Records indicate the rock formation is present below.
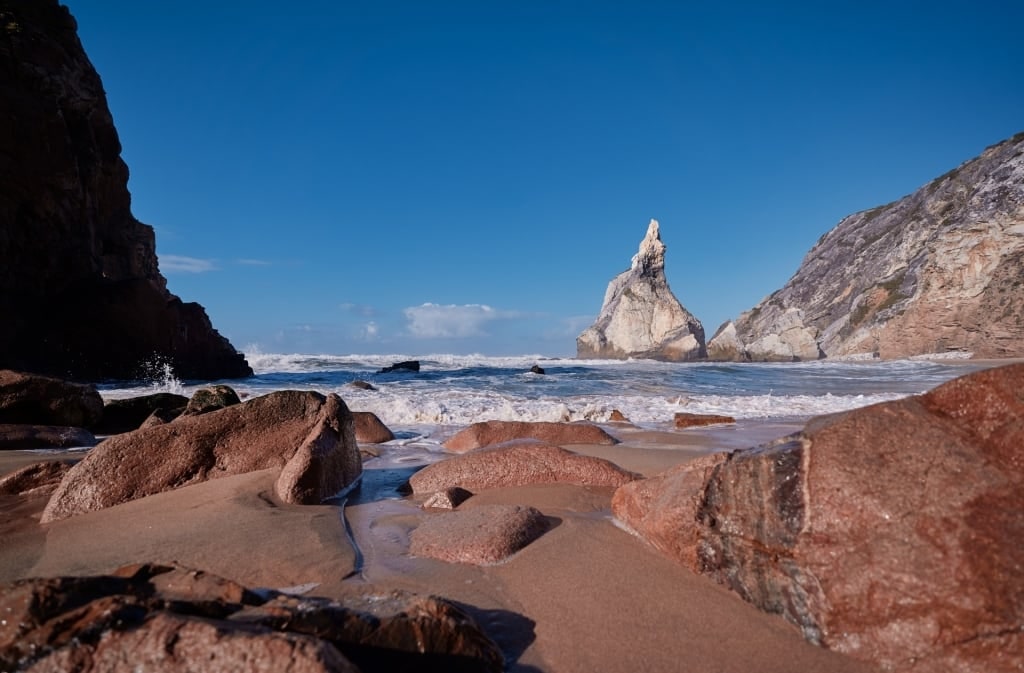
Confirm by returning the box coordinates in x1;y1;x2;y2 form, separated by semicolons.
708;132;1024;360
443;420;618;452
577;219;706;361
612;363;1024;672
410;504;550;565
0;0;251;380
41;390;362;521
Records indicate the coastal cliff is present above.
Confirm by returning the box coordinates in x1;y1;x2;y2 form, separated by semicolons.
577;219;706;361
708;132;1024;361
0;0;251;380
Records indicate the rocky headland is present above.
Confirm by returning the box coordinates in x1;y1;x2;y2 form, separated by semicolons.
0;0;250;380
708;132;1024;361
577;219;706;361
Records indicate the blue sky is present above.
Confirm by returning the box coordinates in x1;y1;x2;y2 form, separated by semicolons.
66;1;1023;357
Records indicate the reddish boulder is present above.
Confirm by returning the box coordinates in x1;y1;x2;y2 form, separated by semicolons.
0;370;103;428
0;424;96;450
0;460;71;496
613;363;1024;673
609;409;630;422
95;393;188;434
409;441;638;495
353;411;396;443
673;412;736;428
422;486;474;510
410;504;550;565
41;391;362;522
444;420;618;452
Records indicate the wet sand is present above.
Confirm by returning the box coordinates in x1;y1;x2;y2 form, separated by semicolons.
0;420;876;672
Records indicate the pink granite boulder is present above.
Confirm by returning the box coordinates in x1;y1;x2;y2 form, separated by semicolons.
409;440;638;495
352;411;395;444
410;504;549;565
41;391;361;522
0;460;72;496
613;363;1024;673
443;420;618;452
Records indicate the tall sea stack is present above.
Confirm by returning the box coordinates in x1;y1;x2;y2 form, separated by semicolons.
577;219;706;361
0;1;251;380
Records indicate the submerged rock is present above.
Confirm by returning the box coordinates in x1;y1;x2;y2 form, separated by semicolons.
613;363;1024;672
42;391;362;522
577;219;706;361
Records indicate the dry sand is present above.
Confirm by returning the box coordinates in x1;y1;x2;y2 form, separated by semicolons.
0;420;877;672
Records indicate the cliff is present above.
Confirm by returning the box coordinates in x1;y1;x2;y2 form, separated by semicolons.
0;0;251;380
577;219;706;361
708;132;1024;361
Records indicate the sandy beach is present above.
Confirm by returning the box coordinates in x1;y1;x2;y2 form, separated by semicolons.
0;418;880;672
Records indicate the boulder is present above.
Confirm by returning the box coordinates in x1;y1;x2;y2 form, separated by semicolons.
673;412;736;429
41;390;362;522
444;420;618;452
529;364;545;375
0;370;103;428
410;504;550;565
95;393;188;434
352;411;395;444
0;424;97;450
231;589;504;672
378;360;420;374
612;363;1024;673
422;486;474;510
0;0;251;380
608;409;630;422
181;385;242;416
348;380;376;391
577;219;706;361
0;563;502;673
0;460;71;496
410;441;638;495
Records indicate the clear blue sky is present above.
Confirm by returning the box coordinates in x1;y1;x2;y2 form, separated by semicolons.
65;1;1023;357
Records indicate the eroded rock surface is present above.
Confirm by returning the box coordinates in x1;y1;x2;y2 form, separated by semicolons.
410;504;550;565
577;219;706;361
42;391;361;522
444;420;618;452
411;441;637;494
613;363;1024;672
0;0;250;380
0;460;71;496
709;132;1024;360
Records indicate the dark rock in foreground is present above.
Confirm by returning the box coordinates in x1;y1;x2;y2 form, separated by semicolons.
613;363;1024;673
42;391;362;522
0;370;103;428
0;563;502;673
0;0;250;380
444;420;619;452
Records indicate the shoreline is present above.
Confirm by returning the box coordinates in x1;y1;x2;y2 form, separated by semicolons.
0;418;877;672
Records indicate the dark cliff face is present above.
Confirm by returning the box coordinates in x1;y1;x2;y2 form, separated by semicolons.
0;1;251;380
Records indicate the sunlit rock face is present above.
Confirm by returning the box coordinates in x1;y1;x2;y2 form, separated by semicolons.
0;0;251;380
708;131;1024;361
577;219;706;361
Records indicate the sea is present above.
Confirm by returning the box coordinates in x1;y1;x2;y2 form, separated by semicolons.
94;352;991;452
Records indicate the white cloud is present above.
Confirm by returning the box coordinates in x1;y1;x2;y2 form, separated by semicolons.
236;258;271;266
161;255;217;273
403;303;505;338
360;321;379;340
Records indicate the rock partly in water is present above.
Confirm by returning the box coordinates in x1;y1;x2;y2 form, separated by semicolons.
352;411;396;444
708;132;1024;360
0;424;97;450
410;441;638;494
0;460;72;496
613;363;1024;673
95;393;189;434
348;380;376;391
181;385;242;417
410;504;550;565
443;420;619;453
0;370;103;429
577;219;706;361
0;0;251;380
529;364;545;375
378;360;420;374
673;412;736;429
0;563;502;673
41;391;362;522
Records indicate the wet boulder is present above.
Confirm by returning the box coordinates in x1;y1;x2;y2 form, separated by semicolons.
410;504;550;566
352;411;395;444
444;420;618;452
613;363;1024;673
42;391;362;522
378;360;420;374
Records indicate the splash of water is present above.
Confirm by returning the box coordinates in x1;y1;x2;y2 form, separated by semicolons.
138;355;185;395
